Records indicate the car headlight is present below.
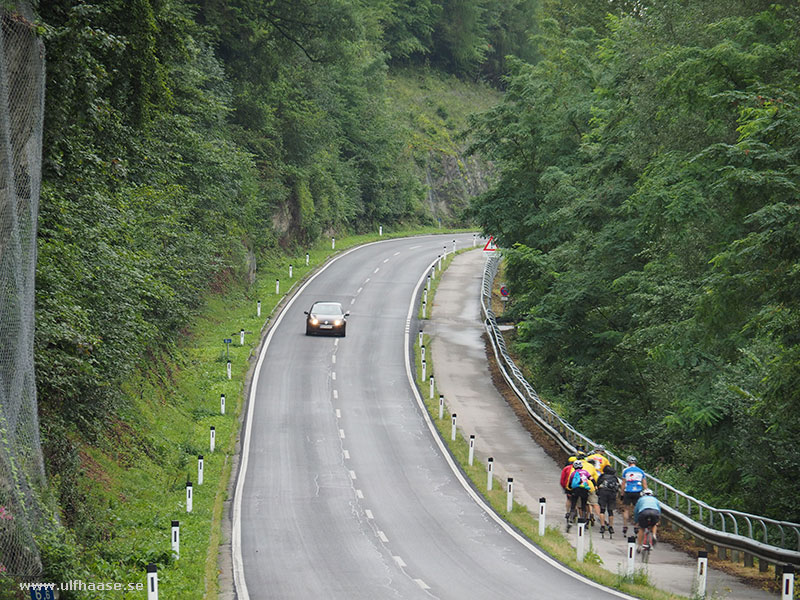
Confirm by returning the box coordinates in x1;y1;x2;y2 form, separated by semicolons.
334;319;342;326
310;317;319;325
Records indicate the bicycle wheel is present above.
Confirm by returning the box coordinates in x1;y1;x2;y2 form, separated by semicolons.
641;529;652;563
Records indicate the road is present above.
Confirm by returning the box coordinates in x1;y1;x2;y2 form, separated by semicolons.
233;234;635;600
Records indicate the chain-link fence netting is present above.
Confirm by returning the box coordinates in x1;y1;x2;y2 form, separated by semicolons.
0;2;47;578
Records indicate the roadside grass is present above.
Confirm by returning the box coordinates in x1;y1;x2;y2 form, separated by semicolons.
413;250;686;600
38;226;471;599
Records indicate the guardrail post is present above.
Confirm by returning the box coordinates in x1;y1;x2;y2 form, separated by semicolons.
782;565;795;600
695;550;708;598
538;498;546;536
744;552;754;568
577;518;586;562
171;520;180;559
626;536;636;576
146;563;158;600
468;435;475;466
487;458;494;491
759;557;769;573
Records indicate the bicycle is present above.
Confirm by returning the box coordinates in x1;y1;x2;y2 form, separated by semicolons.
639;525;656;563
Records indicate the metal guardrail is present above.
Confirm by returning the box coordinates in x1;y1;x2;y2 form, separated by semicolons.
481;252;800;567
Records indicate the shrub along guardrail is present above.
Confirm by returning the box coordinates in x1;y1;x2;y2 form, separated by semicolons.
481;252;800;570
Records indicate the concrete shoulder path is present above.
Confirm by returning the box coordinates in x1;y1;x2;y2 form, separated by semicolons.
429;248;775;600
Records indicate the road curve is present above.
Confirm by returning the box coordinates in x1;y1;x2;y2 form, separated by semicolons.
234;234;634;599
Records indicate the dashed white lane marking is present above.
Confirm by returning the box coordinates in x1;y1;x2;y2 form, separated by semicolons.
409;245;421;250
335;408;341;418
339;429;346;439
349;470;357;480
332;372;336;380
377;531;389;543
343;449;350;459
365;509;374;520
393;252;400;256
393;556;407;568
414;579;430;590
350;298;355;304
383;258;389;263
356;489;364;499
365;278;370;283
334;339;339;347
357;287;363;294
332;355;336;363
333;390;338;399
374;267;380;274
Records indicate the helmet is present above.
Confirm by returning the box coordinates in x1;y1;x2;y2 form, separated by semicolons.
594;445;605;452
626;455;637;464
572;460;583;469
641;489;654;496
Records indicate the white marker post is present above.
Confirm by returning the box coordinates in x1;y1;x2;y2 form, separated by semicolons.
438;254;443;269
332;237;335;250
577;518;587;561
186;480;193;513
439;395;444;420
421;345;426;362
427;275;431;292
473;233;477;247
421;360;426;381
429;375;434;399
422;300;427;318
538;498;547;536
289;264;293;278
240;329;245;346
452;239;456;254
626;536;636;576
423;288;428;305
210;426;216;452
379;225;383;236
782;565;795;600
275;279;280;294
507;478;514;513
171;520;180;559
226;360;232;380
418;329;423;347
257;300;261;317
695;551;708;598
487;457;494;491
146;564;158;600
198;455;204;485
220;394;226;415
468;435;475;466
451;413;457;441
306;252;309;266
443;245;447;258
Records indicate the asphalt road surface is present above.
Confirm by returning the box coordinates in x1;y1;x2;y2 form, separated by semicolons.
233;234;635;600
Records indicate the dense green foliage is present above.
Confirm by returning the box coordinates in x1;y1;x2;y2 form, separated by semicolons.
470;0;800;521
27;0;529;590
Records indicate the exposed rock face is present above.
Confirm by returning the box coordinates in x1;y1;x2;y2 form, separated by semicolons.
425;150;493;225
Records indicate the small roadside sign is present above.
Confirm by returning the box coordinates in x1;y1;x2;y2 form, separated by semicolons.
483;236;498;252
500;285;509;297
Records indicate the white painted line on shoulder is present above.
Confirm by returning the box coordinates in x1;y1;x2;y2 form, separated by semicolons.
393;556;406;568
343;449;350;459
333;390;338;399
335;408;341;419
332;372;336;380
356;489;364;499
377;531;389;543
365;509;374;520
332;354;336;363
414;579;430;590
349;470;357;480
339;429;346;439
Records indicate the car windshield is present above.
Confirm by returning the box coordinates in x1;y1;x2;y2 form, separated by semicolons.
311;303;342;316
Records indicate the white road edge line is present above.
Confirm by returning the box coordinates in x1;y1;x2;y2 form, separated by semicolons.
402;254;639;600
377;531;389;543
393;555;407;568
233;238;408;600
414;579;430;590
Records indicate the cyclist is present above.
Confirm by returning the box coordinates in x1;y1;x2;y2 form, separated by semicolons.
634;488;660;552
596;465;620;535
621;455;647;535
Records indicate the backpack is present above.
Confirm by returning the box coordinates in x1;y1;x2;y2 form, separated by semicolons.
570;469;591;490
598;474;619;493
